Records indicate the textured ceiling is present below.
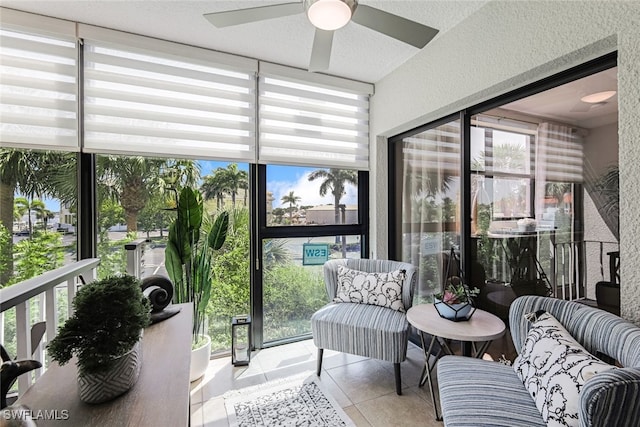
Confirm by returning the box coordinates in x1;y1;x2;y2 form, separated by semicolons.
0;0;488;83
502;67;618;129
1;1;618;126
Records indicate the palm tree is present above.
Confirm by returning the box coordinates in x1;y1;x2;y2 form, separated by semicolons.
221;163;248;207
272;207;285;224
0;149;78;284
201;170;230;210
281;191;301;224
307;168;357;224
14;197;46;236
201;164;248;209
36;207;55;231
97;156;199;232
0;149;53;284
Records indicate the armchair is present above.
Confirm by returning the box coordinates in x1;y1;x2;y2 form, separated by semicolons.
311;259;417;395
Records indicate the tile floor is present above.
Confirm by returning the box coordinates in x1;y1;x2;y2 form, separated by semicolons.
190;333;515;427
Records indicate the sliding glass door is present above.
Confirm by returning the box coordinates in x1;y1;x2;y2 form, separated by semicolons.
390;116;462;304
389;53;618;320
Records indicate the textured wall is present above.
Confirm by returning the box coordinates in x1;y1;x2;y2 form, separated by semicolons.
370;1;640;323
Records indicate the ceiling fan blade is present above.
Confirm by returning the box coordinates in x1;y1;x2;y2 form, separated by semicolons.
570;102;592;113
204;2;302;28
352;4;439;49
309;29;334;72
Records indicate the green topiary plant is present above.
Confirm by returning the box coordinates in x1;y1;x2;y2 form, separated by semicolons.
47;275;150;375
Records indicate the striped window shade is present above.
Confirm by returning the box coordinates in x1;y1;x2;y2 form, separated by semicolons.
0;10;78;150
258;63;372;170
536;122;583;182
79;25;258;161
403;120;461;174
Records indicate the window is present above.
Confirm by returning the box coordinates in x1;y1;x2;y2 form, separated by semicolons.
94;155;251;353
0;148;78;287
257;164;368;346
266;165;359;226
1;10;374;357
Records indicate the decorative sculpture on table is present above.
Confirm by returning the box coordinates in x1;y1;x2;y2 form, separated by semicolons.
140;275;181;324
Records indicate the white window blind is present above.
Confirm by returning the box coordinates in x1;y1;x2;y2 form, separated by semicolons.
403;121;461;174
258;64;372;170
0;10;78;150
536;122;583;182
79;26;258;161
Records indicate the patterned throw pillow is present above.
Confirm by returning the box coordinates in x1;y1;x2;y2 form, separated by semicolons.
513;311;615;427
333;266;406;312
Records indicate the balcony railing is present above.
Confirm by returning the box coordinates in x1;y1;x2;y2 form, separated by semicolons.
0;258;100;397
551;240;619;300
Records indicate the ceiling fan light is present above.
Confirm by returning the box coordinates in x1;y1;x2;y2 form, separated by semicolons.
306;0;353;31
580;90;616;104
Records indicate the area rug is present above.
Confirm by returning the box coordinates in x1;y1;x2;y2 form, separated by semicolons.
223;372;355;427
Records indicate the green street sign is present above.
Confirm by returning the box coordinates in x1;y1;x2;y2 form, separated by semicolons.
302;243;330;265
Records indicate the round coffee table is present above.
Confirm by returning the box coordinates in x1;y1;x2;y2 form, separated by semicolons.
407;303;506;420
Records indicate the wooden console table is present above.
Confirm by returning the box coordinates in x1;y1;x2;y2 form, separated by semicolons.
15;303;193;426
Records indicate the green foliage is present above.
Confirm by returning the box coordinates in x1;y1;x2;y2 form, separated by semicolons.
138;194;172;238
97;232;135;279
263;264;326;341
98;198;125;234
0;224;10;286
12;231;64;283
47;275;150;375
208;207;250;350
434;275;480;304
165;187;229;343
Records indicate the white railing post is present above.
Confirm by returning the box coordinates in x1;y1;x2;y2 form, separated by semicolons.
125;239;146;279
33;295;45;379
15;301;32;394
0;311;4;346
67;277;76;317
45;286;58;366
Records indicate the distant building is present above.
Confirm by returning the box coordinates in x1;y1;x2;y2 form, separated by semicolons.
306;205;358;225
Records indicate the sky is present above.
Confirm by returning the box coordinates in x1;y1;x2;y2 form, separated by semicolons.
200;161;358;209
34;161;358;214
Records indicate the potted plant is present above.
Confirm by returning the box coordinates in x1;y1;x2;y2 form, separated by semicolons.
434;276;480;321
47;275;151;404
165;187;229;382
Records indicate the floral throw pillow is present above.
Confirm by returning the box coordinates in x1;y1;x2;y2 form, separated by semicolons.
513;311;615;427
333;266;406;312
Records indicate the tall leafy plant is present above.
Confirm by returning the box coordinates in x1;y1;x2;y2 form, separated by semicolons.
165;187;228;344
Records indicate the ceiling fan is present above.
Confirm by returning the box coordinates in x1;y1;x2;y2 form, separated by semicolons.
204;0;439;72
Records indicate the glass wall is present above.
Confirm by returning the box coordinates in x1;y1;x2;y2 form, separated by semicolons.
258;164;367;346
390;58;619;322
92;155;251;352
0;148;78;359
391;117;462;305
0;148;78;287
